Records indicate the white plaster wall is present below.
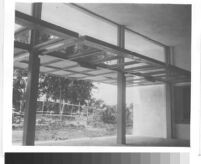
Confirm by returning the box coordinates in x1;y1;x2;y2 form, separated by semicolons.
132;84;190;140
132;84;167;138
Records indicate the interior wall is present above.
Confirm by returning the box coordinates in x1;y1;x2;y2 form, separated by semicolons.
132;84;167;138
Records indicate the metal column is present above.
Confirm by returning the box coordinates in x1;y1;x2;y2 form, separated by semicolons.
165;46;174;138
22;3;42;145
117;25;126;144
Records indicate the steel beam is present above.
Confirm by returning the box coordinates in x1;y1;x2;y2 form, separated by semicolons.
107;60;140;69
93;55;120;64
14;11;190;83
70;3;167;48
82;35;190;77
15;10;79;40
14;41;31;51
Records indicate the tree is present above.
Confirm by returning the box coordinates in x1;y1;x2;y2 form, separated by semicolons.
12;69;27;112
13;68;95;114
38;74;95;105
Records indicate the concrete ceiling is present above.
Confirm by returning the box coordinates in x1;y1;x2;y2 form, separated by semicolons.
77;3;191;47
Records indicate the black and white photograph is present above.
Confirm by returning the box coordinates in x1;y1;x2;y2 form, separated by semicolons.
12;3;191;147
7;0;201;163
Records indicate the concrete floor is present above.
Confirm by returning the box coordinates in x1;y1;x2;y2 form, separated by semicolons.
35;135;189;147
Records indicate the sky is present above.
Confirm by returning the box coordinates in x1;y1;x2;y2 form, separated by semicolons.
92;82;135;106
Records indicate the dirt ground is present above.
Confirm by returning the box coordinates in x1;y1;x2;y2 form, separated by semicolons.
12;115;133;144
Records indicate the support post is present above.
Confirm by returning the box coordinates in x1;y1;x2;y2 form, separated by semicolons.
117;25;126;144
22;3;42;145
165;46;175;138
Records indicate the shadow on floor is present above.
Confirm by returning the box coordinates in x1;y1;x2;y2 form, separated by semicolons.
34;135;189;147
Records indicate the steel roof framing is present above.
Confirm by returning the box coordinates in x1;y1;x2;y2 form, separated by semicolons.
14;10;190;86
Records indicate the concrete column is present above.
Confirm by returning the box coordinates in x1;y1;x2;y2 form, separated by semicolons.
117;25;126;144
22;3;42;145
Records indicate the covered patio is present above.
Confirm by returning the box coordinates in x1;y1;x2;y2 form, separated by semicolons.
14;3;191;146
